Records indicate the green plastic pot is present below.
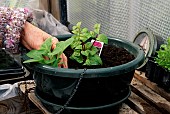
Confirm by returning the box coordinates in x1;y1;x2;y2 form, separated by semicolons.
22;35;144;113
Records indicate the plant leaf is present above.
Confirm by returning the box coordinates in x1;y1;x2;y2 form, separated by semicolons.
70;49;83;63
26;50;44;60
70;40;82;49
50;38;74;56
70;54;83;63
81;50;90;56
90;31;96;38
72;25;77;30
85;42;92;50
90;46;98;55
81;28;88;33
23;59;41;63
40;38;52;52
84;55;102;66
94;23;101;34
44;57;56;64
75;45;82;50
72;30;79;34
71;50;81;57
52;58;61;67
96;34;108;44
76;22;82;27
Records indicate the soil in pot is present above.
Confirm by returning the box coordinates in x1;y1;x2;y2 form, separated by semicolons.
64;44;135;69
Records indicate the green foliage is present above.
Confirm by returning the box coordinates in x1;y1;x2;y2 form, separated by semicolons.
70;22;108;66
23;37;74;67
155;37;170;71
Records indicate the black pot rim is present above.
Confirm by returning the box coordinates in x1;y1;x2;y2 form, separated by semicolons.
22;35;144;78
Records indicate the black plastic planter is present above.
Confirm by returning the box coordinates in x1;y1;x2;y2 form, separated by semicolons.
145;57;163;85
0;49;26;84
146;57;170;92
162;70;170;91
35;86;131;114
22;35;144;113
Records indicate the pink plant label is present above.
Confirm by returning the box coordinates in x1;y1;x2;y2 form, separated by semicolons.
91;40;104;56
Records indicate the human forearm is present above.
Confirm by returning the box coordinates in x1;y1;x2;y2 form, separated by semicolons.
0;7;32;53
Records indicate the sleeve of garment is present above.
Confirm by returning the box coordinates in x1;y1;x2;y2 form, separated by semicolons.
0;7;33;53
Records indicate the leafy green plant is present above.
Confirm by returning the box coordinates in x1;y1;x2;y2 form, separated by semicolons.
70;22;108;66
155;37;170;71
23;37;74;67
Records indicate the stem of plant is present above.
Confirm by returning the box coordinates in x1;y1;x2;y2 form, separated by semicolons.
82;42;86;63
90;39;96;50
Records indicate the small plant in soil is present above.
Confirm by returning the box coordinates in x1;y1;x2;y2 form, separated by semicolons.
155;37;170;71
64;22;135;69
69;22;108;66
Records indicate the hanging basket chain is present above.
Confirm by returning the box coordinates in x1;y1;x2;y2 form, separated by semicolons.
54;68;87;114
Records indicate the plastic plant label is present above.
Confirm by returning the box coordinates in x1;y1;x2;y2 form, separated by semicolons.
91;39;104;56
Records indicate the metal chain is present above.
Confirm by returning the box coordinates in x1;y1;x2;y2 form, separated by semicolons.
54;68;87;114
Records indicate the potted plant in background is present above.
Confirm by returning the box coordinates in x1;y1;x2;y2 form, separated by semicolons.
146;37;170;91
22;22;144;114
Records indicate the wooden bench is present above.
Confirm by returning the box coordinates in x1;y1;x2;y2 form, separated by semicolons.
19;70;170;114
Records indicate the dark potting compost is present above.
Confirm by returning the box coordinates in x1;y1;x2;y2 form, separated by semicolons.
64;45;135;69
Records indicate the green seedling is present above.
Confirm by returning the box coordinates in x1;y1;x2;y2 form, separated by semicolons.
23;37;74;67
155;37;170;70
70;22;108;66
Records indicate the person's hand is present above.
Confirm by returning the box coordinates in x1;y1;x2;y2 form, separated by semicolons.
21;22;68;68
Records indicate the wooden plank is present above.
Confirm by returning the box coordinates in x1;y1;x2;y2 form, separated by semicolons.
0;96;41;114
39;0;49;12
119;103;139;114
131;77;170;114
134;70;170;102
28;92;52;114
51;0;61;20
19;80;35;93
127;92;161;114
19;81;51;114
